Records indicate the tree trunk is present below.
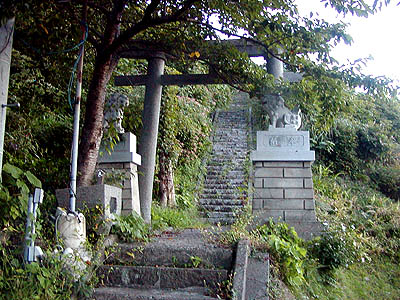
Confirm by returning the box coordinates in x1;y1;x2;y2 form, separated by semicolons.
158;152;176;208
77;55;118;186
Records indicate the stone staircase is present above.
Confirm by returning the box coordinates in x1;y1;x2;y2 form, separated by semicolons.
92;229;233;300
199;92;250;224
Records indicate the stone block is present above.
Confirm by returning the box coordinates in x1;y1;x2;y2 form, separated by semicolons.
262;161;303;168
284;168;312;178
304;178;313;189
251;150;315;161
99;151;142;164
284;188;314;199
252;199;263;210
264;178;303;188
303;161;312;168
304;200;315;210
284;210;316;221
256;130;311;152
98;163;124;169
254;162;263;167
122;188;132;199
253;210;284;222
263;199;304;210
253;178;263;188
56;184;122;218
122;199;133;210
255;167;283;178
253;188;283;199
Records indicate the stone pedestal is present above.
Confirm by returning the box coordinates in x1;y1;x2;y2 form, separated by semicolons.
56;184;122;218
98;132;141;216
250;127;320;239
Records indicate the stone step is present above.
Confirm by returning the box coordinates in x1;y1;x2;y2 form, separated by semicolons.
206;217;238;225
204;211;240;219
200;204;244;212
206;170;245;176
97;265;227;290
206;165;245;170
201;187;243;194
105;230;232;269
201;184;247;190
203;179;246;185
204;175;246;181
198;199;245;206
93;287;219;300
199;193;244;200
207;160;247;167
211;149;248;154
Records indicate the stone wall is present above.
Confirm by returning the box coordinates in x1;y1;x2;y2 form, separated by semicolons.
252;161;316;222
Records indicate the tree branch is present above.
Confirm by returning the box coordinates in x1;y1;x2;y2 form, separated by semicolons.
104;0;200;58
186;19;299;67
142;0;162;21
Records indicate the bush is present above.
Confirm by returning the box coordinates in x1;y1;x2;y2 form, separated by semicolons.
255;220;307;287
311;229;358;272
368;163;400;201
110;212;150;243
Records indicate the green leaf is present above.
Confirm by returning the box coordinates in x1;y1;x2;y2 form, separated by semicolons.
25;171;42;188
3;163;23;179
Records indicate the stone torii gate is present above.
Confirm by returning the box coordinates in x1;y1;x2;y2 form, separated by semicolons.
115;39;290;223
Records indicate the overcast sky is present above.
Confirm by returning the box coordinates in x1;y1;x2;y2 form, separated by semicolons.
296;0;400;83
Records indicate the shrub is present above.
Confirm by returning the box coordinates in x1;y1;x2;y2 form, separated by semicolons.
255;220;307;287
110;212;150;243
311;229;358;272
368;163;400;201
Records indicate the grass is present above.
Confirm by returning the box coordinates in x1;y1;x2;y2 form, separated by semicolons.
337;257;400;300
151;204;207;232
291;256;400;300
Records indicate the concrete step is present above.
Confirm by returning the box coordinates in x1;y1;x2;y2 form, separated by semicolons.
105;229;233;269
206;174;245;182
201;204;245;212
199;198;245;206
204;211;240;219
203;179;246;185
206;170;245;176
203;180;247;190
206;217;238;225
201;187;242;194
206;166;245;171
93;287;219;300
199;193;243;200
97;265;227;290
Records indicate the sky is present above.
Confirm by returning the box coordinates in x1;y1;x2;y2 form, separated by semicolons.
296;0;400;84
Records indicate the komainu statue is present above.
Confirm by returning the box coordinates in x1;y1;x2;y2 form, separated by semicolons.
103;93;129;134
261;93;301;130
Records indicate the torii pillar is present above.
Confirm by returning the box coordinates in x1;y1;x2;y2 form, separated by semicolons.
138;53;165;223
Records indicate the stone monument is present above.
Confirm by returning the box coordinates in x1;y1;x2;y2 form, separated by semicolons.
250;93;320;239
98;93;141;216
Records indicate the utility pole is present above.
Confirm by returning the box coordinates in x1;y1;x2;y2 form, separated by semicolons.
0;18;15;181
69;3;87;212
